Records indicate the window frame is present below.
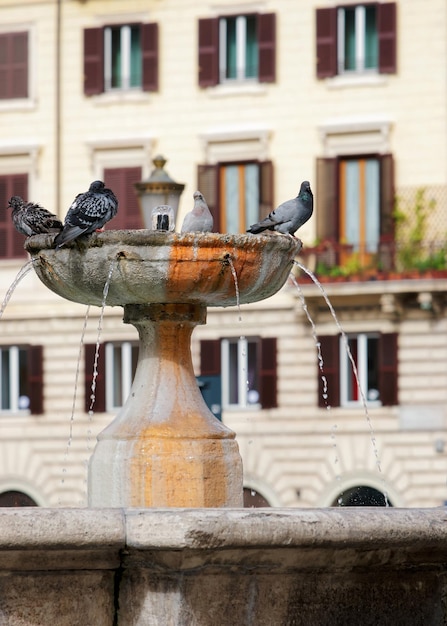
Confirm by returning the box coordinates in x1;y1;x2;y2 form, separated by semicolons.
221;336;261;410
0;30;29;101
104;24;142;92
339;332;382;408
105;341;138;412
0;344;43;415
337;5;378;75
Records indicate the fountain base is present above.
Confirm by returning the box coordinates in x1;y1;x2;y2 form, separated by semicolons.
88;303;243;507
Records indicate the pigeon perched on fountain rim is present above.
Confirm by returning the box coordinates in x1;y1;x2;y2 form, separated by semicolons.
180;190;213;233
54;180;118;248
246;180;313;237
7;196;63;237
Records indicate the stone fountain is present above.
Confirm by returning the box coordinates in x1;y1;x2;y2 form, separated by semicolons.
0;229;444;624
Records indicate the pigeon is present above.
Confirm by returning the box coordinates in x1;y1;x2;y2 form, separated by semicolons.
180;191;213;233
247;180;313;237
54;180;118;248
7;196;63;237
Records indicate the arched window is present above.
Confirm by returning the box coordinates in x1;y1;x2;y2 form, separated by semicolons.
0;490;38;507
333;485;392;507
243;487;271;508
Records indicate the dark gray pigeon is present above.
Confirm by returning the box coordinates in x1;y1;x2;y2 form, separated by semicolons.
247;180;313;237
8;196;63;237
54;180;118;248
181;190;213;233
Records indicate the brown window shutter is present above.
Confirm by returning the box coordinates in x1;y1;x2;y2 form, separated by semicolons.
28;345;43;415
198;18;219;87
84;28;104;96
260;337;277;409
378;3;397;74
200;340;221;376
0;173;28;259
318;335;340;408
103;167;143;229
316;8;337;78
316;157;339;242
0;32;28;99
259;160;274;219
378;332;398;406
258;13;276;83
84;343;106;413
379;154;395;238
141;23;159;91
197;164;219;232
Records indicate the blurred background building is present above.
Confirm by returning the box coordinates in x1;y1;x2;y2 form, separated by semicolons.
0;0;446;507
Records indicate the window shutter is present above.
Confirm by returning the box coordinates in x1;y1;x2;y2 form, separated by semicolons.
378;3;397;74
198;18;219;87
84;28;104;96
259;160;274;220
316;8;337;78
378;333;398;406
0;32;28;99
200;340;221;376
28;345;43;415
198;164;219;232
316;157;339;242
258;13;276;83
104;167;143;229
0;173;28;259
141;23;159;91
379;154;395;238
260;337;277;409
84;343;106;413
318;335;340;408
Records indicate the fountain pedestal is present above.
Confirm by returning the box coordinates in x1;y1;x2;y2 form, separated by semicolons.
89;302;243;507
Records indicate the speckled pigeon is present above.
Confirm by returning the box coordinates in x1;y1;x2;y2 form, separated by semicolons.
8;196;63;237
181;191;213;233
247;181;313;237
54;180;118;248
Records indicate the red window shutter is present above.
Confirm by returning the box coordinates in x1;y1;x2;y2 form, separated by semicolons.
103;167;143;229
260;337;277;409
0;32;28;99
197;164;219;232
378;3;397;74
378;333;398;406
28;345;43;415
316;8;337;78
200;340;221;376
259;160;274;220
141;23;159;91
316;157;339;242
379;154;395;238
0;173;28;259
84;343;106;413
198;18;219;87
84;28;104;96
318;335;340;408
258;13;276;83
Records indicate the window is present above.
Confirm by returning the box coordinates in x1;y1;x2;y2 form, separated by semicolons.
0;490;38;506
103;167;143;229
200;337;277;410
105;342;138;411
340;333;380;406
0;345;43;414
0;31;28;99
333;485;391;506
84;23;158;95
318;333;398;408
316;154;394;266
198;13;275;87
316;3;396;78
85;342;138;412
0;173;29;258
197;161;273;234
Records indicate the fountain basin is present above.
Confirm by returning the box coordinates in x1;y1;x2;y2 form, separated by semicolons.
25;230;301;307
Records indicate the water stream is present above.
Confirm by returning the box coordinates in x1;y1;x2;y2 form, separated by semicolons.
0;259;36;319
293;261;388;504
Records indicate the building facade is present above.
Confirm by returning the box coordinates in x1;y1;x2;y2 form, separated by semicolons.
0;0;446;507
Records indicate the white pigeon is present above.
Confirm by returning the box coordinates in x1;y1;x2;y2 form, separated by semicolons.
54;180;118;248
247;180;313;237
180;191;213;233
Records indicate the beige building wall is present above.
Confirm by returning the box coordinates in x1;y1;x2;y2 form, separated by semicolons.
0;0;446;507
